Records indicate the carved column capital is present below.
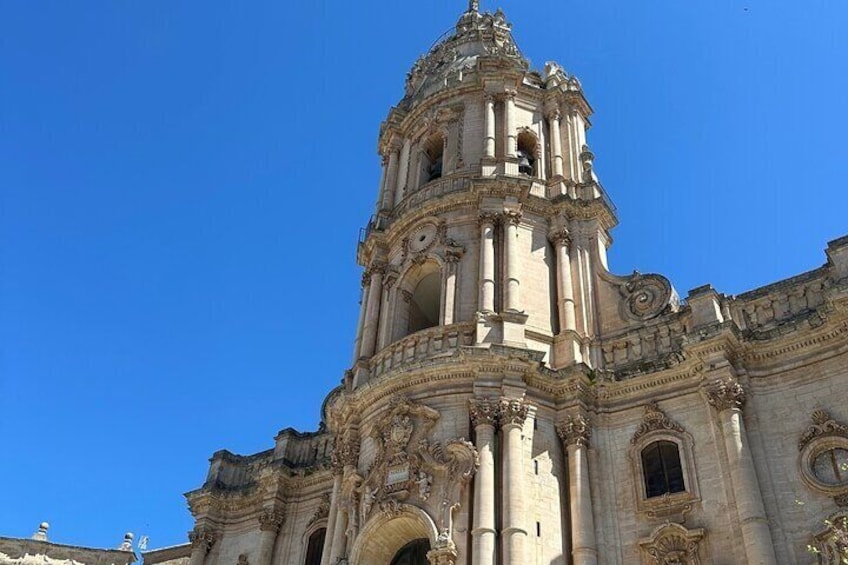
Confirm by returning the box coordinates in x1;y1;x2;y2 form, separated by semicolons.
331;430;360;473
503;210;522;226
548;228;571;247
258;509;285;532
557;414;591;447
478;211;499;227
704;380;746;412
365;262;387;279
498;397;529;428
469;397;499;428
545;107;561;121
502;89;517;101
188;528;215;551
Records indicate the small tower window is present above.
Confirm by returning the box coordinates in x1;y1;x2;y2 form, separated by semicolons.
516;130;538;176
304;528;326;565
408;271;441;334
641;440;685;498
423;134;444;183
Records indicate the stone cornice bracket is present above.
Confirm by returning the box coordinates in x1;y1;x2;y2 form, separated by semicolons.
703;379;746;413
557;413;591;447
258;509;285;532
799;409;848;450
498;397;530;427
631;401;685;445
188;528;216;551
547;227;571;247
469;397;499;428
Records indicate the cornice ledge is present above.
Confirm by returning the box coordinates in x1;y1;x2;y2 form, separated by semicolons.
594;359;705;406
680;323;743;361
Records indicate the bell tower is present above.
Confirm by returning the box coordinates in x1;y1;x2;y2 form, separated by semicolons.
352;1;617;388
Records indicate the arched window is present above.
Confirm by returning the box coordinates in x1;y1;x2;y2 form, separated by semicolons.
303;528;326;565
408;271;441;334
390;538;430;565
422;134;444;184
516;130;538;176
641;440;685;498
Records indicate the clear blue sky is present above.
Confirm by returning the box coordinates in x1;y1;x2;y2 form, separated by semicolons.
2;0;846;552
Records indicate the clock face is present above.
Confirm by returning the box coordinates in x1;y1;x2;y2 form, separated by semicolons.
409;224;438;253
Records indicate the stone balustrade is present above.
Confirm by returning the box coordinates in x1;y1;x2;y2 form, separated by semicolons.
369;323;475;379
730;272;829;336
391;176;471;219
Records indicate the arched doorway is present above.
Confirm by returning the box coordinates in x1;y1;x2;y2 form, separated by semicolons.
390;538;430;565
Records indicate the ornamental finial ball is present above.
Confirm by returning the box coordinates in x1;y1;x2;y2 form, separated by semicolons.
40;522;49;531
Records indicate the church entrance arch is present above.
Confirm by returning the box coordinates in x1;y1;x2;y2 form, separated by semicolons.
348;503;438;565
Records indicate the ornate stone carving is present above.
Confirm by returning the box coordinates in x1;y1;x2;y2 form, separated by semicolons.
426;543;458;565
632;402;685;445
331;427;361;473
478;211;499;226
236;554;248;565
811;512;848;565
548;228;570;247
800;409;848;450
188;528;215;551
704;380;746;412
258;509;285;532
619;272;678;321
417;438;479;541
638;522;704;565
307;493;330;527
557;414;591;447
469;397;499;428
503;210;522;226
498;397;529;427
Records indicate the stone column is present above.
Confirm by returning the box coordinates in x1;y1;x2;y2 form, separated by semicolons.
327;506;348;564
503;211;522;313
351;280;369;362
547;109;564;178
469;398;498;565
483;94;496;160
557;414;597;565
327;430;359;564
499;398;529;565
442;250;461;325
550;229;576;331
359;263;385;359
320;473;343;565
380;145;400;211
396;139;410;203
705;381;777;565
478;213;497;313
256;510;284;565
188;528;215;565
504;90;517;158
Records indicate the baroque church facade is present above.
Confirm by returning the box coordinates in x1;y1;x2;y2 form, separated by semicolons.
146;4;848;564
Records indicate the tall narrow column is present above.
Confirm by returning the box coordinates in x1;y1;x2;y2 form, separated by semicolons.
547;109;564;178
328;429;359;564
351;281;369;362
557;414;597;565
705;381;777;565
550;229;576;331
478;213;497;313
188;528;215;565
503;211;522;313
469;398;498;565
257;510;284;565
380;145;400;211
499;398;529;565
483;94;496;160
504;90;517;158
358;263;385;359
320;473;343;565
327;506;348;564
442;251;461;325
396;139;410;204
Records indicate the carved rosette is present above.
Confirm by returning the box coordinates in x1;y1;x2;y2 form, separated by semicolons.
557;414;591;447
704;380;746;413
631;402;685;445
498;398;529;428
469;397;499;428
258;509;285;532
799;409;848;450
188;528;215;551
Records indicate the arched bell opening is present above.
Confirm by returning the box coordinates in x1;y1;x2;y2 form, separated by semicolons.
392;260;444;342
348;503;439;565
516;130;539;177
390;538;431;565
421;133;445;185
302;527;326;565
